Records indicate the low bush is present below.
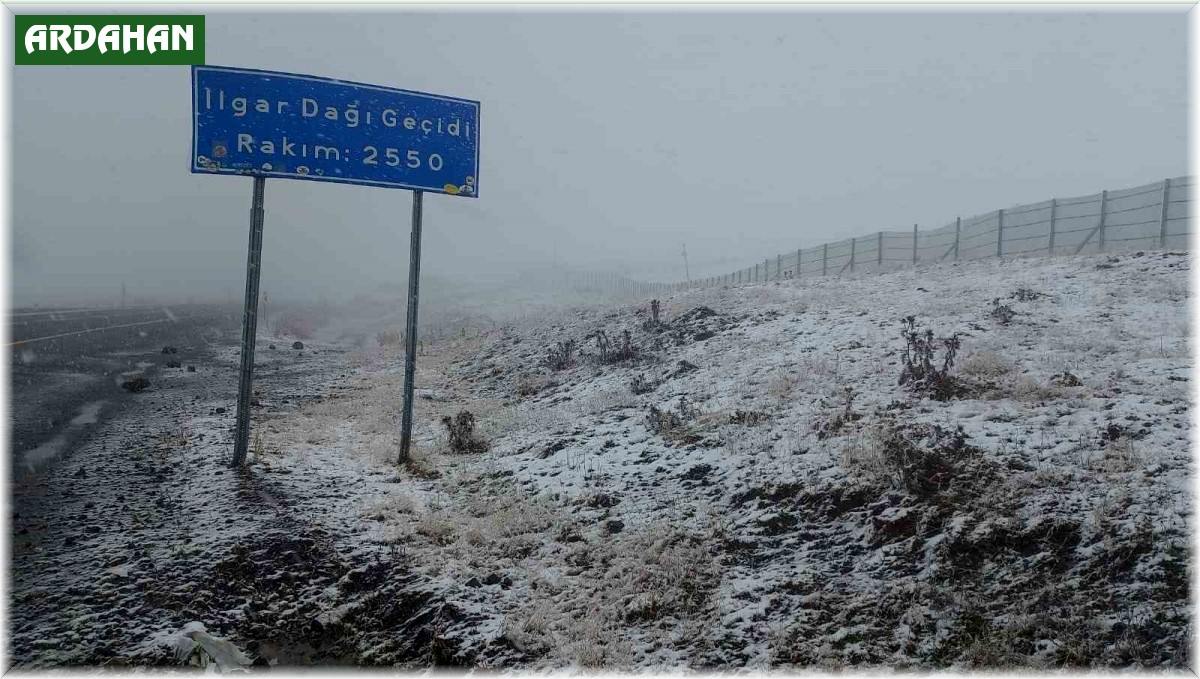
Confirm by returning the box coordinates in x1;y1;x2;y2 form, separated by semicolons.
646;396;697;436
646;405;681;435
516;373;555;397
849;418;983;498
590;329;637;364
630;373;656;395
543;340;577;371
642;299;663;331
898;316;966;401
730;409;771;426
812;387;861;439
1010;287;1046;302
441;411;489;454
989;299;1016;325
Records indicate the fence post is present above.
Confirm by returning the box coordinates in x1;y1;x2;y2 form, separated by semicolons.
911;224;918;266
1097;190;1108;252
755;263;759;282
996;210;1005;258
1048;200;1057;254
954;217;961;260
1159;179;1171;247
765;258;770;281
777;254;782;280
822;243;828;276
796;248;802;279
850;237;856;272
877;232;883;268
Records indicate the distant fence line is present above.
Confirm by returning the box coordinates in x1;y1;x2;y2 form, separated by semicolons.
563;176;1192;298
687;176;1193;290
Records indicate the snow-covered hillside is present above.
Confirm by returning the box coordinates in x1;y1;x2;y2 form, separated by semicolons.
12;251;1188;670
263;250;1190;669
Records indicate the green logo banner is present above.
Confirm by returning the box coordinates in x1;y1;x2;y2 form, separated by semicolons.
15;15;204;65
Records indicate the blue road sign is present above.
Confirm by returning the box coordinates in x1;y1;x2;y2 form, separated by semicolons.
191;65;479;197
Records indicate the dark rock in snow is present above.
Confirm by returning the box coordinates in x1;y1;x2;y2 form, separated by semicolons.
269;344;276;350
604;519;625;535
669;360;700;379
121;377;150;393
161;346;178;354
187;366;196;372
465;577;482;588
292;341;304;350
681;463;713;483
215;407;226;414
166;361;181;369
483;573;503;586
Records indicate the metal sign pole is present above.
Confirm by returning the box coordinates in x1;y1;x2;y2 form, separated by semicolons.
398;190;424;464
231;176;266;467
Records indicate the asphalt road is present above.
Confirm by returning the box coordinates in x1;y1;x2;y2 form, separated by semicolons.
8;304;242;472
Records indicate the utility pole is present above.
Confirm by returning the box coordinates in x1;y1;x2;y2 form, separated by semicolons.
681;243;691;284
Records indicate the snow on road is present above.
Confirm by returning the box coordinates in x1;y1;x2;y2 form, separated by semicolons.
8;250;1192;670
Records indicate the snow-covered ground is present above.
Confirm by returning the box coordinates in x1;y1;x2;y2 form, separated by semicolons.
9;251;1192;670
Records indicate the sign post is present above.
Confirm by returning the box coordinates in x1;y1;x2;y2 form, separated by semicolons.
232;176;266;466
398;191;423;462
191;65;480;467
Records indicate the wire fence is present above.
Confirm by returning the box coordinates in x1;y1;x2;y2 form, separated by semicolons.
581;176;1191;295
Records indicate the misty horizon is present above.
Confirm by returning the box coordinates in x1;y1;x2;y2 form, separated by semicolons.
11;7;1188;307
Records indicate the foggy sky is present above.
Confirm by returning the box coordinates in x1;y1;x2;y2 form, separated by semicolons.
10;6;1189;306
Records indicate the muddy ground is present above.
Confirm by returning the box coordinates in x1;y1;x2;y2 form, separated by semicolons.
7;330;484;669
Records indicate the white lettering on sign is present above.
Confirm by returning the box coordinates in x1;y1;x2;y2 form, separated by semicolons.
202;88;471;140
24;23;192;54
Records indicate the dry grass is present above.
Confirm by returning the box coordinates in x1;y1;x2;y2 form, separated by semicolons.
958;349;1016;378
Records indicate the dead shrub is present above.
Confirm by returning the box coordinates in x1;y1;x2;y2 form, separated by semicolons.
401;447;441;479
1051;371;1083;387
630;373;657;395
589;329;638;364
441;411;489;454
899;316;966;401
1010;287;1046;302
543;339;577;371
989;299;1016;325
813;387;861;439
646;396;697;436
516;373;555;397
864;419;982;498
646;405;682;435
642;299;663;331
730;409;771;426
768;370;800;399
